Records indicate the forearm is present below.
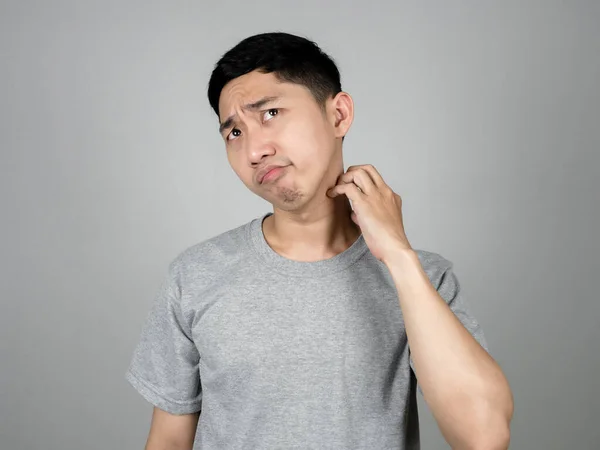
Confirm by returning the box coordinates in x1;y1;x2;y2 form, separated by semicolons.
385;249;513;449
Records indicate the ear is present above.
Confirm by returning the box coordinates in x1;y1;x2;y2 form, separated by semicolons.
329;92;354;138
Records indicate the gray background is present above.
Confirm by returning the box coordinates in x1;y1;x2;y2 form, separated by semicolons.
1;1;598;449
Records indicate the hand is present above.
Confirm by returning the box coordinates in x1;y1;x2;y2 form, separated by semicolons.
326;164;413;263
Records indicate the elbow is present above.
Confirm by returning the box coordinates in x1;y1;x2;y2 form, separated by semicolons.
467;400;513;450
461;390;514;450
469;422;511;450
435;371;514;450
443;403;512;450
473;373;514;449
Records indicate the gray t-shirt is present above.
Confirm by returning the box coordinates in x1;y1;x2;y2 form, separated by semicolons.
125;211;488;449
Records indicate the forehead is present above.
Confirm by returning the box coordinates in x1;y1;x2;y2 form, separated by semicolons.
218;71;309;118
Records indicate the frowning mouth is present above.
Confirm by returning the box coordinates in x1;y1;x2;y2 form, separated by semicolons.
259;166;288;184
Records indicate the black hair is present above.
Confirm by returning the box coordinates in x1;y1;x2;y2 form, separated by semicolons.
207;32;342;117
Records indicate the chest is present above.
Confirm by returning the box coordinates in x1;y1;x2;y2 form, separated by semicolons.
190;269;407;383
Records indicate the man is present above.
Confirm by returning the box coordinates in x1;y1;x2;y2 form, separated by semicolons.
126;32;513;449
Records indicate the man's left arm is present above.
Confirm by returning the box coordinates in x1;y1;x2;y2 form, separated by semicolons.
386;249;514;450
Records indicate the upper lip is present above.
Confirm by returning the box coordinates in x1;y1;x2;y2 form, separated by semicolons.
257;164;287;184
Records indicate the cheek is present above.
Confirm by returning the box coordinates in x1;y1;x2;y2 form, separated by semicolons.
281;114;330;153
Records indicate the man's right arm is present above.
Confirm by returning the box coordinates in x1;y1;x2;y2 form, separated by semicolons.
145;407;200;450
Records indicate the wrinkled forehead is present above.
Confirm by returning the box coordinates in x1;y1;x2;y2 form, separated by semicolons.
218;72;284;119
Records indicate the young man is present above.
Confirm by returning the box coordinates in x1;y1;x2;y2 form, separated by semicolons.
126;32;513;450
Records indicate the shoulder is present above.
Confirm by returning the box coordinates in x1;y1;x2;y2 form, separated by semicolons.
166;218;254;286
413;248;453;270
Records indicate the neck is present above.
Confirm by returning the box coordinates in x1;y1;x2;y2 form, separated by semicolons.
262;196;362;262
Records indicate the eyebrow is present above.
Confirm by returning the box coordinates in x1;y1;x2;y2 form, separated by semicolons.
219;96;280;135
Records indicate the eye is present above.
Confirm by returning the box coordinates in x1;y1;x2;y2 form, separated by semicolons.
227;128;241;141
263;108;279;121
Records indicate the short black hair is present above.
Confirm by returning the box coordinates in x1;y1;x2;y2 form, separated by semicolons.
207;32;342;117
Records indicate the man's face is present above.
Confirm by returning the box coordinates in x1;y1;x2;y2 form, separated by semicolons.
217;70;349;211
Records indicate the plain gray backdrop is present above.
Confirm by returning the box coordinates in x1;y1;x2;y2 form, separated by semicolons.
1;1;598;449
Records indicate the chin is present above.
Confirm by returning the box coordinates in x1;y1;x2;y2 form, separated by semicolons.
268;185;305;207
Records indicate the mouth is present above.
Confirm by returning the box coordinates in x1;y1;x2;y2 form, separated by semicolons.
260;166;288;184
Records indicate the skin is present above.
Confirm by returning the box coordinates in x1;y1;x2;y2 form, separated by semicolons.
218;70;361;260
145;407;198;450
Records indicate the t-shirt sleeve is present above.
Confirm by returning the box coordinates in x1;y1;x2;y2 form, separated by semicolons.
409;253;489;393
125;262;202;415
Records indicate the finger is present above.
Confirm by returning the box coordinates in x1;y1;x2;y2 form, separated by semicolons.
346;164;386;189
337;169;373;195
327;181;365;201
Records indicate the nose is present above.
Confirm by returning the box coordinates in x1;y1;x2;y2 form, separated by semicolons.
244;127;275;164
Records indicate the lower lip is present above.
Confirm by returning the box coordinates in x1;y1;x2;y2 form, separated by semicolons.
261;166;287;184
